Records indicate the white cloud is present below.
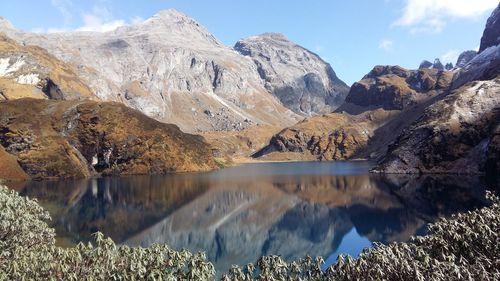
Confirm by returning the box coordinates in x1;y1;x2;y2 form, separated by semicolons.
378;39;394;51
131;16;144;25
42;0;139;33
76;3;126;32
314;45;325;52
441;49;461;64
394;0;498;33
77;14;126;32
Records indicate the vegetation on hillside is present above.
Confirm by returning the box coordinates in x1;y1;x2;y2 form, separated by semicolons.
0;185;498;280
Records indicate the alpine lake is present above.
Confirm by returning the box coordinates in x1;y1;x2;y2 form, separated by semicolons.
6;161;497;274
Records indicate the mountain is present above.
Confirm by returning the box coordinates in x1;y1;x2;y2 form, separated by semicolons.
0;10;349;132
0;99;216;180
373;77;499;175
345;65;452;110
253;65;453;161
1;10;305;132
373;5;500;176
234;33;349;115
251;111;388;161
254;5;500;174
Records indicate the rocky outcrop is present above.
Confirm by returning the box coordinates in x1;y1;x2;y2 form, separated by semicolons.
0;99;216;180
234;33;349;115
451;46;500;89
456;51;477;68
254;64;454;161
344;65;453;110
0;34;94;100
201;124;282;159
374;77;500;175
2;10;300;132
253;113;375;160
419;58;446;70
479;3;500;53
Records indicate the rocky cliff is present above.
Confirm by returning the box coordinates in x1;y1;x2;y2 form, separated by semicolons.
479;3;500;53
234;33;349;115
373;77;500;175
455;51;477;68
0;99;216;180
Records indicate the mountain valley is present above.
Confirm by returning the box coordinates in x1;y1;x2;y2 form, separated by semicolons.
0;4;499;181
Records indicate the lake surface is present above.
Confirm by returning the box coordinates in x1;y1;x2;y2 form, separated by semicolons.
6;161;493;274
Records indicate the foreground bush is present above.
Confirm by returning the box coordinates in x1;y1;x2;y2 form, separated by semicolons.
0;185;499;280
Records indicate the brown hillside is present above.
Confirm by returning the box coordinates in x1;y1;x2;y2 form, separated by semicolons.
0;99;216;180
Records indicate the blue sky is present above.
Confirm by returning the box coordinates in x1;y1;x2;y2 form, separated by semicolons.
0;0;497;85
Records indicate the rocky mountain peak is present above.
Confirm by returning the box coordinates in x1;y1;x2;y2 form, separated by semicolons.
433;58;444;70
129;8;222;47
146;8;196;25
234;33;349;115
258;32;289;41
419;60;433;69
419;58;446;70
479;3;500;53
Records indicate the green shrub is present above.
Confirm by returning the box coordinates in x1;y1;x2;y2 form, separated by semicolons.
222;192;500;281
1;185;499;280
0;186;215;280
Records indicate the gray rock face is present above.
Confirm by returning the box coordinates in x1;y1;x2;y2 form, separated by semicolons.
234;33;349;115
2;10;300;132
452;45;500;89
419;60;433;69
419;58;446;70
456;50;477;68
479;3;500;53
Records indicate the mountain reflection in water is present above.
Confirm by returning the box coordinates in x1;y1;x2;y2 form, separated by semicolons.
12;161;491;274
